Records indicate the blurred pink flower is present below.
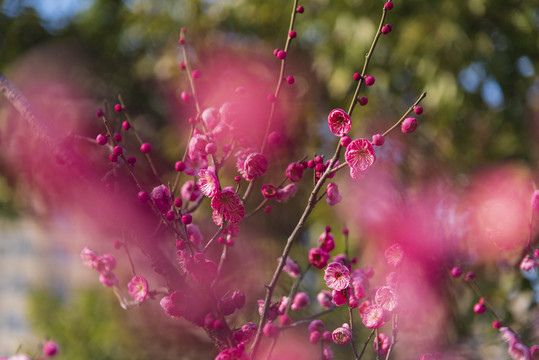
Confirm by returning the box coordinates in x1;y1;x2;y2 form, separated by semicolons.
385;244;404;267
360;303;385;328
326;182;342;206
128;275;149;303
375;286;398;312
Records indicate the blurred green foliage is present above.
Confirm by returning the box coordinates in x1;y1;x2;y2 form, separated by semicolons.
28;288;214;359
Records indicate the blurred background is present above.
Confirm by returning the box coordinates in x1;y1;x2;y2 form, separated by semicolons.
0;0;538;359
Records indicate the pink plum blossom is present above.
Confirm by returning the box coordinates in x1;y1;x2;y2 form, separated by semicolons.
286;162;303;182
275;184;298;203
151;185;171;213
384;243;404;267
243;152;268;180
375;286;398;311
345;138;376;179
324;262;350;291
327;108;351;136
326;182;342;205
317;290;333;309
128;275;149;303
198;168;220;197
80;246;98;269
211;188;245;224
279;256;301;278
309;247;330;269
360;303;385;328
291;292;309;311
373;333;391;356
332;325;352;345
98;271;119;287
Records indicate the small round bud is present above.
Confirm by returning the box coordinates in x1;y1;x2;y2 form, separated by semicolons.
381;26;390;35
226;237;235;247
179;61;186;70
353;73;361;81
401;117;418;134
358;96;368;106
175;161;186;172
234;175;241;183
109;154;118;162
340;135;352;147
384;1;394;10
279;314;291;326
232;290;246;309
96;109;104;117
113;145;122;156
127;156;136;166
465;271;476;282
174;198;183;208
218;297;236;316
140;143;152;153
450;266;463;278
181;214;192;225
273;48;279;57
414;105;423;115
205;142;217;154
342;228;349;235
267;93;276;103
96;134;107;146
122;121;131;130
113;240;122;249
315;163;325;172
473;302;486;314
310;331;321;344
42;340;59;357
137;191;149;203
114;133;122;142
286;76;295;85
191;69;201;79
365;75;375;86
296;5;304;13
264;205;272;213
385;24;393;32
289;30;297;38
263;323;279;338
276;50;287;60
180;91;190;103
534;248;539;258
323;331;332;343
315;155;324;163
213;318;225;330
492;320;502;329
307;160;315;168
166;210;175;221
268;131;282;145
218;237;226;245
179;38;185;45
114;104;123;112
372;134;385;146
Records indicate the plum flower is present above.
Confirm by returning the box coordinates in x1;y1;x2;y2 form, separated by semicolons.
326;182;342;205
99;271;119;287
327;108;351;136
384;244;404;267
128;275;149;303
345;139;376;179
332;325;352;345
181;180;203;202
80;246;98;269
215;347;250;360
286;162;304;182
211;188;245;224
42;340;59;356
291;292;310;311
324;262;350;291
198;168;220;197
279;256;301;278
275;184;298;203
317;290;333;309
375;286;398;312
360;303;385;328
243;152;268;180
374;333;391;356
151;185;171;213
309;247;330;269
